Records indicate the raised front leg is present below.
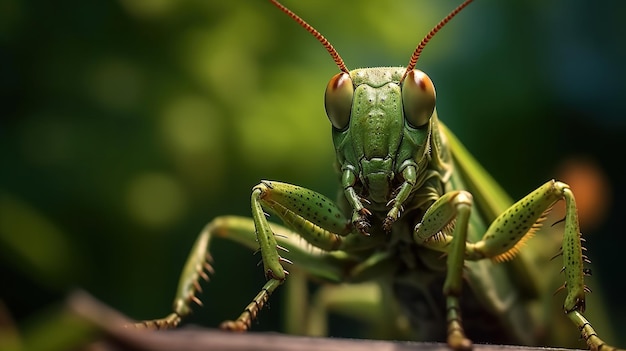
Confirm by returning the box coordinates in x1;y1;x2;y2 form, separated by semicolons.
221;180;356;330
133;180;380;332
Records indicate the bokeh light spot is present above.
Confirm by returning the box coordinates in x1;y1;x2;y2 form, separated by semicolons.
126;173;188;228
85;58;143;112
555;157;611;231
160;95;220;155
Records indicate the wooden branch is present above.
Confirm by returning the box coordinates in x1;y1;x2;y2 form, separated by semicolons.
67;291;580;351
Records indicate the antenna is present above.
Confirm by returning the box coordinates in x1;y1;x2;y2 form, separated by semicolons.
270;0;349;73
401;0;474;83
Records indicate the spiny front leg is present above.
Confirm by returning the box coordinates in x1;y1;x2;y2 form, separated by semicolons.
251;183;289;281
222;180;357;331
465;181;587;308
413;190;474;351
461;180;620;351
219;183;290;331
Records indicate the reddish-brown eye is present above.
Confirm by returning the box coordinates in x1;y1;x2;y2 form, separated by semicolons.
324;72;353;130
402;69;436;128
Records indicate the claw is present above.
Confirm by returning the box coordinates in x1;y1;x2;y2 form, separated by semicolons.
354;208;372;235
220;319;249;332
382;216;395;232
448;334;473;351
383;200;403;232
355;217;371;235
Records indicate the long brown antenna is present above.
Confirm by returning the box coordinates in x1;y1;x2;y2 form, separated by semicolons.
270;0;349;73
401;0;474;83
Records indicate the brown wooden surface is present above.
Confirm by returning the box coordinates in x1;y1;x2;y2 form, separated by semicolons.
87;328;582;351
68;291;581;351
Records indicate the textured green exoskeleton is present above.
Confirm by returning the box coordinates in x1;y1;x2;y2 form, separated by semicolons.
134;1;622;350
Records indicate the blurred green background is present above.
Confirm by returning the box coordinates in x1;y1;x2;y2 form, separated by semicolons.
2;0;626;346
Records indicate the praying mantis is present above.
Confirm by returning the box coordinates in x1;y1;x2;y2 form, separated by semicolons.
131;1;623;350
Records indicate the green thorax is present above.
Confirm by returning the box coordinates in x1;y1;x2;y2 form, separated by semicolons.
332;67;431;205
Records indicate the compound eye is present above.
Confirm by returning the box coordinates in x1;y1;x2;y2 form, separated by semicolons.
402;69;436;128
324;72;353;130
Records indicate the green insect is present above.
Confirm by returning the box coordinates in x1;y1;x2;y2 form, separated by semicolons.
133;0;622;350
